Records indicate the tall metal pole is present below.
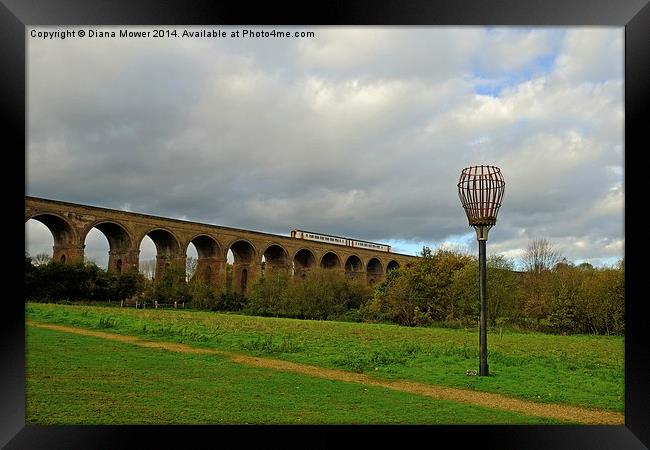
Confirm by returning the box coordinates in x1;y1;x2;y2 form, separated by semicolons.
458;165;504;377
478;238;489;376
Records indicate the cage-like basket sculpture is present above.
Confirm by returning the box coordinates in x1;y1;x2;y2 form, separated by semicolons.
457;165;505;229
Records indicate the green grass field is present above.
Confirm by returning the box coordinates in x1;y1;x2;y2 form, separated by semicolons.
27;326;568;424
25;302;624;424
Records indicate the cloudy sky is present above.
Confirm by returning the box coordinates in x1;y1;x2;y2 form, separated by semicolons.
25;26;624;269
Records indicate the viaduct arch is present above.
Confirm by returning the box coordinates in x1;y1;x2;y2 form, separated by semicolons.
25;196;417;293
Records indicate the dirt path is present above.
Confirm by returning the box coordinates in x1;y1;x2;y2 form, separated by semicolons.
27;321;624;425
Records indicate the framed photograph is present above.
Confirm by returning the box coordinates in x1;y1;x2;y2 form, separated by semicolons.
5;0;648;448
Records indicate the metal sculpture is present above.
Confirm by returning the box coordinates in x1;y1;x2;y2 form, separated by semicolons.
457;165;505;376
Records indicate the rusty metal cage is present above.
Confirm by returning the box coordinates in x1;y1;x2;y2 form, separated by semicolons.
457;164;505;376
457;165;505;229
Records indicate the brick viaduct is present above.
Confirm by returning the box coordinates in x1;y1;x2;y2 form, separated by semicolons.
25;196;418;293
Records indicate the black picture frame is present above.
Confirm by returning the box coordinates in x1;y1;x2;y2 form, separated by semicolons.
3;0;648;448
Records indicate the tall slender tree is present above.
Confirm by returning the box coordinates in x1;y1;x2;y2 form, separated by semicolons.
522;238;562;274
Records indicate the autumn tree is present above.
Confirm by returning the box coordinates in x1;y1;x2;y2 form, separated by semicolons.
520;238;563;320
522;238;562;274
144;261;191;305
448;254;519;326
366;246;472;326
543;262;584;333
246;268;371;320
576;264;624;335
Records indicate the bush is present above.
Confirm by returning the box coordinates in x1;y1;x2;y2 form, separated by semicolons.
369;247;473;326
143;263;192;305
25;259;145;303
448;256;519;325
245;271;291;316
329;308;363;323
214;289;247;312
246;268;372;320
412;306;433;327
186;281;220;310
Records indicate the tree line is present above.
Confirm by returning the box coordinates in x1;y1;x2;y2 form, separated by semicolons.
24;238;624;335
25;254;145;303
363;240;624;335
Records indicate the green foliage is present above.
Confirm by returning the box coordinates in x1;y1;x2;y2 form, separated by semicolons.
97;317;118;329
186;281;220;310
334;344;421;373
328;308;364;323
448;256;519;326
213;289;247;312
246;268;372;320
518;261;624;335
95;271;147;302
240;334;303;354
543;263;581;334
25;239;625;337
365;248;473;326
25;259;145;303
144;263;192;305
140;263;247;312
245;271;291;317
574;266;624;335
361;241;623;336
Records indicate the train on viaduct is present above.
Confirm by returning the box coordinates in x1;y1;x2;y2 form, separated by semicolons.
25;196;418;293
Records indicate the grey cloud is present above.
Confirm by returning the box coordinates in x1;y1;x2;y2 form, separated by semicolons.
26;27;623;268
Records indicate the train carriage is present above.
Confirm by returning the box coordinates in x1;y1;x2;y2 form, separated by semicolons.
290;229;391;253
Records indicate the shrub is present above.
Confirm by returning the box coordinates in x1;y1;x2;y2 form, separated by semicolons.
187;281;220;310
214;289;247;312
246;268;372;320
24;259;145;303
370;247;473;326
144;263;192;305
